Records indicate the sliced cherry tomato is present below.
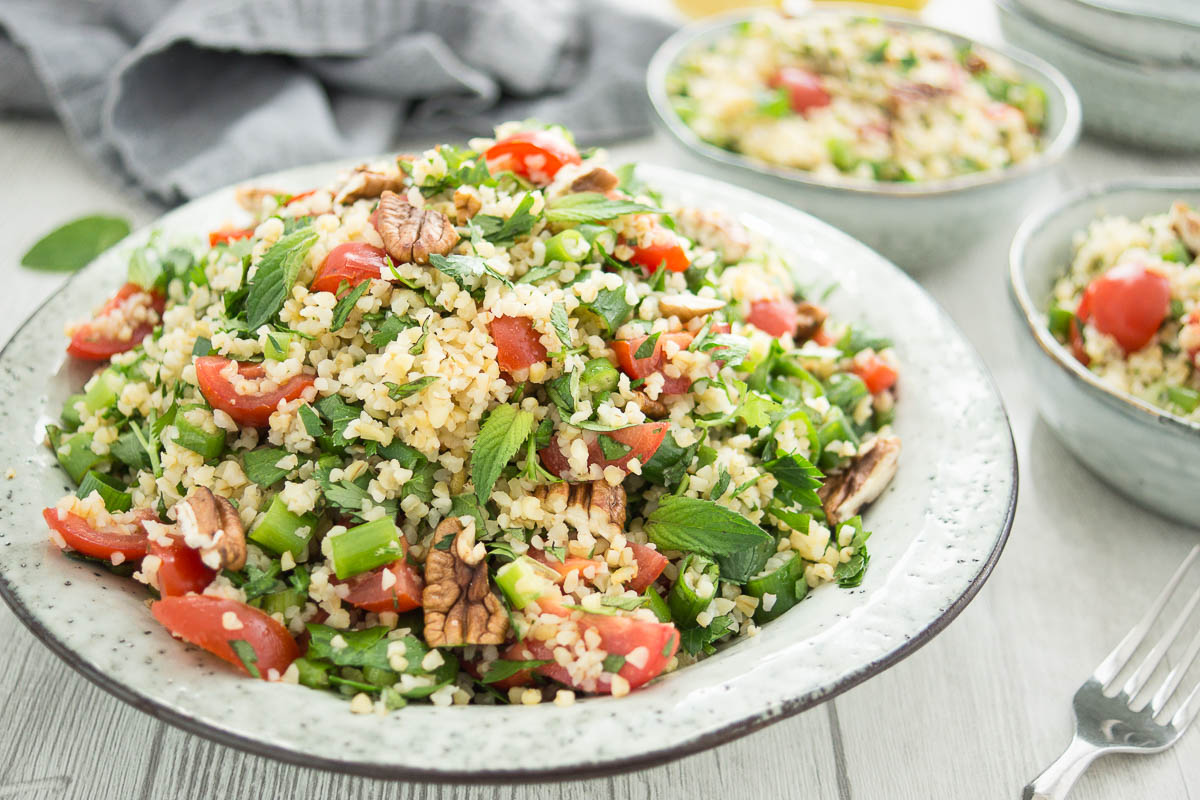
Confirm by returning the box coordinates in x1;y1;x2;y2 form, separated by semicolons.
769;67;832;114
1077;262;1171;354
489;316;548;374
149;535;217;597
530;549;603;583
537;437;573;479
484;131;581;184
850;351;898;395
285;189;315;205
813;327;835;346
194;355;316;428
589;422;670;471
151;595;299;679
310;242;387;295
66;282;165;361
507;613;679;694
746;298;800;338
628;232;689;274
42;507;157;561
208;227;255;247
612;332;694;393
628;542;669;592
340;553;423;613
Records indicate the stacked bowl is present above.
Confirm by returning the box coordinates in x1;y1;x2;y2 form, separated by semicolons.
997;0;1200;151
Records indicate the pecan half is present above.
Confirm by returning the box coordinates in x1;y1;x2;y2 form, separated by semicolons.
234;186;282;213
374;190;459;265
818;435;901;526
632;390;667;420
176;486;246;571
658;293;726;322
570;167;620;194
422;518;508;646
453;187;482;224
1169;201;1200;258
535;480;627;536
795;301;829;344
334;167;407;205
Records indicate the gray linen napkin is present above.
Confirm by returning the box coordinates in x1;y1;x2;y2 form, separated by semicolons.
0;0;674;204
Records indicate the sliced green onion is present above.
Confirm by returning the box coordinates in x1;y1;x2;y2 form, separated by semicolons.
329;517;403;580
746;550;806;623
1167;385;1200;414
667;553;719;628
292;657;331;689
495;555;558;610
824;372;868;413
544;229;590;264
82;367;127;415
249;494;318;559
75;470;132;512
173;406;226;460
817;409;860;470
580;357;619;394
576;223;617;254
1162;240;1190;264
60;393;86;430
56;431;106;485
643;586;672;623
262;587;306;618
1047;305;1074;340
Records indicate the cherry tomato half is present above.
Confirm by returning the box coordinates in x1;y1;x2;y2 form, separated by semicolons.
151;595;299;679
746;298;800;339
340;554;423;613
194;356;316;428
42;507;158;561
485;131;581;184
1078;262;1171;354
149;534;217;597
628;232;689;274
208;227;255;247
489;316;548;374
850;351;898;395
311;242;387;295
612;332;694;394
769;67;832;114
627;542;669;592
66;283;165;361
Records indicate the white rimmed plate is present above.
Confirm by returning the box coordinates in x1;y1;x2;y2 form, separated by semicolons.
0;162;1016;780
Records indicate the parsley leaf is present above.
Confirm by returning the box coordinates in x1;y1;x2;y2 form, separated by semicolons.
242;447;293;487
762;453;824;510
244;227;318;330
578;286;634;334
679;615;734;656
517;264;562;285
601;654;627;673
598;434;632;461
330;280;370;332
298;404;324;437
428;253;512;290
386;376;439;400
368;313;417;348
634;331;661;360
471;404;536;504
691;331;751;368
545;193;661;224
229;639;261;678
314;394;361;447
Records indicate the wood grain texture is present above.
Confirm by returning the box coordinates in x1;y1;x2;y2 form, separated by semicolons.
2;0;1200;796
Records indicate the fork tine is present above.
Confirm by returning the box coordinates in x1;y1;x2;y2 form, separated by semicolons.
1122;583;1200;701
1169;676;1200;732
1094;545;1200;687
1151;619;1200;716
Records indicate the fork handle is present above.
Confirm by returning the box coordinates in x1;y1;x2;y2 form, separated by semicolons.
1023;736;1103;800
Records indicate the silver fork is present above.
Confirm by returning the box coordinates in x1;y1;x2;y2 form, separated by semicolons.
1024;545;1200;800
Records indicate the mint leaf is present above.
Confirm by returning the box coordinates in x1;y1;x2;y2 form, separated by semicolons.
763;453;823;509
472;404;536;504
314;394;361;447
244;227;318;329
329;280;370;332
298;404;324;437
644;496;773;582
386;376;438;400
21;215;131;272
517;264;562;285
242;447;292;487
481;658;549;684
579;286;634;334
368;313;416;348
634;331;661;360
550;303;571;348
545;193;661;224
471;193;539;246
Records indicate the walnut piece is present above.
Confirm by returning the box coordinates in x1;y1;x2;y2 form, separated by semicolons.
818;436;901;526
374;190;459;265
569;167;620;194
334;167;407;205
1169;201;1200;257
176;486;246;571
658;293;726;322
795;301;829;344
453;187;482;224
422;518;508;646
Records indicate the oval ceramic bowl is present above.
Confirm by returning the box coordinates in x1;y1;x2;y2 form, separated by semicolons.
997;0;1200;153
1009;179;1200;527
646;7;1081;270
0;162;1016;780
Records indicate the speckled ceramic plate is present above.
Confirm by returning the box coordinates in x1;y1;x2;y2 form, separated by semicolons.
0;162;1016;781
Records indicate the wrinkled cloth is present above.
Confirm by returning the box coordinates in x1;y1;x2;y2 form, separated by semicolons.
0;0;674;204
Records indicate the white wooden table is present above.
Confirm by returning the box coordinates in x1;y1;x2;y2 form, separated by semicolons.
2;1;1199;797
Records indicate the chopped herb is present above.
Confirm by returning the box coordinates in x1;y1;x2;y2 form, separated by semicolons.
481;659;550;684
550;302;571;348
602;654;626;673
471;404;536;504
229;639;261;678
386;376;439;400
634;331;661;360
191;336;213;357
330;280;371;331
243;227;319;329
471;193;539;247
545;193;661;224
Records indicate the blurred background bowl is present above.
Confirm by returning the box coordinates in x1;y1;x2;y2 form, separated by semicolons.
1008;179;1200;527
997;0;1200;152
1007;0;1200;68
646;7;1081;270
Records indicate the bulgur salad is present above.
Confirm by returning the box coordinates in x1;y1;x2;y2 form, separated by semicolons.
42;122;901;711
1049;201;1200;420
665;13;1047;183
